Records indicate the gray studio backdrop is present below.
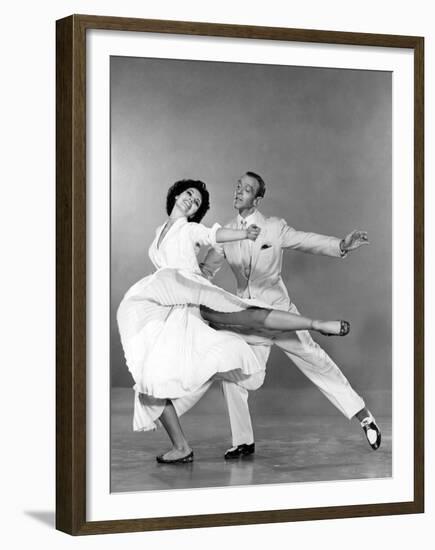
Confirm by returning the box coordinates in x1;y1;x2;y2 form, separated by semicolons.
110;56;391;399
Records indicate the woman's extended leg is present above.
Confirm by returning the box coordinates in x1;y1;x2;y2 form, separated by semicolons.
200;306;349;336
156;399;193;463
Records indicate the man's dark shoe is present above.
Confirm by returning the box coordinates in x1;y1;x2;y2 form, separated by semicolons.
361;415;381;450
224;443;255;460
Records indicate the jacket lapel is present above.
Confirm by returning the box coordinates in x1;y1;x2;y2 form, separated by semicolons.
250;211;267;275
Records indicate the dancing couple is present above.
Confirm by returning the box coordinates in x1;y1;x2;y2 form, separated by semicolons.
117;173;381;464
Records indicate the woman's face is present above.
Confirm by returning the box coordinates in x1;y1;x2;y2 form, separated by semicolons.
175;187;202;218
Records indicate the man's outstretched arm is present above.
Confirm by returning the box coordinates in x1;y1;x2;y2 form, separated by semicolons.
279;219;369;257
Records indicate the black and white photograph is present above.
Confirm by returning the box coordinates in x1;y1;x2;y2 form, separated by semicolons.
3;0;430;545
110;55;392;493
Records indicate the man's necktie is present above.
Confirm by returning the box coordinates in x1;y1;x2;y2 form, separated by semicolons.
240;219;251;279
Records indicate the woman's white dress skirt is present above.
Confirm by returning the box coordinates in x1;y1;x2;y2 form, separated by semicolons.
117;218;266;431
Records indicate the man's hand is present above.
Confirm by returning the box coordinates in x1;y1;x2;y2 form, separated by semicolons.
247;224;261;241
340;230;369;253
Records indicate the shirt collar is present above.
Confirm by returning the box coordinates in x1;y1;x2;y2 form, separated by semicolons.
161;216;187;230
237;209;258;227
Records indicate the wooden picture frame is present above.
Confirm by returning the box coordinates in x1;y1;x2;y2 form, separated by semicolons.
56;14;424;535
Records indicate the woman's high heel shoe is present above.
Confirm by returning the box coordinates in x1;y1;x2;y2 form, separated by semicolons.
313;320;350;336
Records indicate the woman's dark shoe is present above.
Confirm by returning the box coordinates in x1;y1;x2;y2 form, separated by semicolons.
316;320;350;337
156;450;194;464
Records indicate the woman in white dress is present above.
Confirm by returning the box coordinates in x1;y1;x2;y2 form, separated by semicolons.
117;180;350;463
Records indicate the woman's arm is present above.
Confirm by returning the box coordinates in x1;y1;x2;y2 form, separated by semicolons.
216;225;260;243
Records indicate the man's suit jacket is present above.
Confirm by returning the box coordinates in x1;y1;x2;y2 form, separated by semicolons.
201;211;344;310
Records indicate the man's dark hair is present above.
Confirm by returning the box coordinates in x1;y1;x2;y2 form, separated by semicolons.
245;171;266;198
166;179;210;223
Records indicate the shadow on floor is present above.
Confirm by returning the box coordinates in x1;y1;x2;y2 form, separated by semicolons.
24;511;55;528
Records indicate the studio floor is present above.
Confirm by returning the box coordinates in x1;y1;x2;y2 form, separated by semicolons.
110;386;392;493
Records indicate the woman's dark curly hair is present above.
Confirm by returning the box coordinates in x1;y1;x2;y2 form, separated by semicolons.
166;179;210;223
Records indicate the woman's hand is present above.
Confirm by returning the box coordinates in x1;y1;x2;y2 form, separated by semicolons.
247;224;261;241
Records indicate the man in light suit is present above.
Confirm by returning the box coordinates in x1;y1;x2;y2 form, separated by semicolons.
200;171;381;459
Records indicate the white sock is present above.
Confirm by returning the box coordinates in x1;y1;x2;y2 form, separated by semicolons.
360;412;375;426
